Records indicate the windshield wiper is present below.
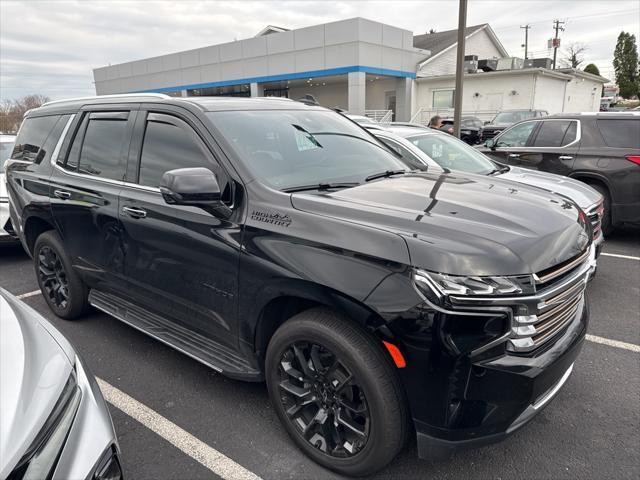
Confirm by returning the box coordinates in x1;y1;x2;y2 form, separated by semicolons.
364;169;407;182
282;182;360;193
487;165;510;175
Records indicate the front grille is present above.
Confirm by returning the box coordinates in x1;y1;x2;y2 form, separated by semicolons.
482;129;499;139
449;246;592;354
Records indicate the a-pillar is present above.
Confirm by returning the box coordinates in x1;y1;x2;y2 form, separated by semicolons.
395;77;412;122
250;82;264;97
347;71;366;115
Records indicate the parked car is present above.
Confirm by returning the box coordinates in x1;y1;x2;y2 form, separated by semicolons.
481;109;549;141
381;125;605;249
0;288;122;480
7;94;595;476
479;112;640;233
1;134;17;242
441;116;483;144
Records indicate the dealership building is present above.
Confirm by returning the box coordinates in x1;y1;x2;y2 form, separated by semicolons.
93;18;608;122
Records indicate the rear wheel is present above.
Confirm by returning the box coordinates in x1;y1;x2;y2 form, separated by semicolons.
265;308;408;476
588;183;613;236
34;231;89;319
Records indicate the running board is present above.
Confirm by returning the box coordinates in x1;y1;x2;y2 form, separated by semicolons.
88;289;262;381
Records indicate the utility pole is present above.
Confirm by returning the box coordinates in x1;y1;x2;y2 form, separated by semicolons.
552;19;565;69
520;24;531;60
453;0;467;139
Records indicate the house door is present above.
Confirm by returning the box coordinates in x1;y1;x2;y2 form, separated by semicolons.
385;91;396;121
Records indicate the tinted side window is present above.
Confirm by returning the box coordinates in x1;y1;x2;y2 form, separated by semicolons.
532;121;572;147
11;115;61;162
138;118;211;188
496;121;538;147
77;115;129;180
597;120;640;148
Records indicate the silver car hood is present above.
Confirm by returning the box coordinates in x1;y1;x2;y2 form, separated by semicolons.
499;166;602;210
0;289;75;478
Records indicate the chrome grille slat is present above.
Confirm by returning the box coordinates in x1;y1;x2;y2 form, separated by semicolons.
538;286;585;320
534;248;590;285
533;296;582;337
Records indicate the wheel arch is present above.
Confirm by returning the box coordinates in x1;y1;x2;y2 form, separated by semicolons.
23;214;56;257
250;281;389;364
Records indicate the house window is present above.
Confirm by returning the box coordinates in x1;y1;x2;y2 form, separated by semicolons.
433;90;455;108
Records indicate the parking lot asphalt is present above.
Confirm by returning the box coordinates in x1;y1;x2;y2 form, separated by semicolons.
1;227;638;480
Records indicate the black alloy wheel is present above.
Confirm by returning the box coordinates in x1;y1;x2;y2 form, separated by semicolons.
34;230;89;319
266;308;408;476
277;341;370;457
38;245;69;310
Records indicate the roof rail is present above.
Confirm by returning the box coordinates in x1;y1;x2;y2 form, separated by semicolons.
41;93;170;107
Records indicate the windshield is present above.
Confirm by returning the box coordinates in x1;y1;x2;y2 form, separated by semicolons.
407;133;496;175
492;111;536;124
0;140;15;170
207;110;407;190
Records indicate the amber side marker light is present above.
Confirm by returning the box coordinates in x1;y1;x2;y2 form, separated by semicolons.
382;341;407;368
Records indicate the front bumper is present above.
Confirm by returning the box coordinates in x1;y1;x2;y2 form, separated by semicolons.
52;354;122;479
414;312;585;459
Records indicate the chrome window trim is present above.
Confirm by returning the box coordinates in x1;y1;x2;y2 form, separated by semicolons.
50;114;76;167
495;119;581;150
53;162;161;192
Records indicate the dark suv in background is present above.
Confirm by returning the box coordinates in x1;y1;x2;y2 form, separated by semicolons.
481;112;640;233
480;109;549;141
6;95;594;476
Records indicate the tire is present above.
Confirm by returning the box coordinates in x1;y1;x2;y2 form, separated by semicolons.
34;230;89;319
589;183;613;236
265;307;408;476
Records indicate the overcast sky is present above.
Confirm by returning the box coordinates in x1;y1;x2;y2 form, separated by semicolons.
1;0;639;101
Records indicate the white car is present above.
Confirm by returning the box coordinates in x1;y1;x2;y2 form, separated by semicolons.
1;134;17;242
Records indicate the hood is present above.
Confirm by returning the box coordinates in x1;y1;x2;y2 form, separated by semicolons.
291;172;591;276
499;166;602;210
0;289;75;478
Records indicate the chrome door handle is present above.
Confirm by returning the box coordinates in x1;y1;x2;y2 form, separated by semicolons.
508;153;520;158
122;206;147;219
558;155;574;160
53;189;71;200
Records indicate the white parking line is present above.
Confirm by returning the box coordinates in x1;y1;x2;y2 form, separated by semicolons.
97;378;262;480
585;334;640;353
16;289;41;299
601;252;640;261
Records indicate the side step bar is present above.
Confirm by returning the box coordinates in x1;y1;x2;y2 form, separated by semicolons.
89;289;262;381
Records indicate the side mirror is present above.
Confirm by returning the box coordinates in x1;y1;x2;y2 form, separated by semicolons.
160;167;222;206
484;138;496;149
484;120;490;125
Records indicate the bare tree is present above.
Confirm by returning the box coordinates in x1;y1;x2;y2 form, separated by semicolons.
0;94;50;133
561;43;588;69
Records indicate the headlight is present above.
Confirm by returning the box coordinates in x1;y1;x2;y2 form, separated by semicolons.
414;269;535;299
12;371;82;480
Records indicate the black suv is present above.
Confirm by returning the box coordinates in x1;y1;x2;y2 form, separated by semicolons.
480;109;549;141
481;112;640;233
7;95;594;476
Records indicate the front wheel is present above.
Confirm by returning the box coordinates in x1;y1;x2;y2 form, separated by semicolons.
265;308;408;476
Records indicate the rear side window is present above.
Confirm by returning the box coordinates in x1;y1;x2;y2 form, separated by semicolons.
532;121;576;147
597;120;640;148
138;116;211;188
65;112;129;181
11;115;61;162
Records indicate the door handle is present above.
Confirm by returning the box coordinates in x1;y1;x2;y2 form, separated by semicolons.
508;153;520;158
558;155;574;160
53;189;71;200
122;206;147;219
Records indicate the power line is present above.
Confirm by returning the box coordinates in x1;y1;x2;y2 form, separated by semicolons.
492;9;639;32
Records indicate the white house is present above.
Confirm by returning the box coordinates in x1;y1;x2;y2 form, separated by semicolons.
411;24;607;122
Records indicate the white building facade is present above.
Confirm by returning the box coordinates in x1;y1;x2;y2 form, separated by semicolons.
93;19;607;123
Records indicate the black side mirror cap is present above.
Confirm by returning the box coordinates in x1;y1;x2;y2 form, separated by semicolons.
160;167;222;205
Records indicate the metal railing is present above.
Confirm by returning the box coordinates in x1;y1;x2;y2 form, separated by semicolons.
410;107;499;125
364;110;393;122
